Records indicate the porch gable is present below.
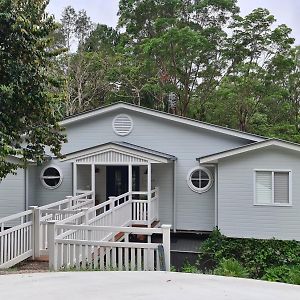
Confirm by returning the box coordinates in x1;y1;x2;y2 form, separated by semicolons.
61;142;176;164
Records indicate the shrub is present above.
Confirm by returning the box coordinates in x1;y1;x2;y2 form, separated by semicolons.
262;265;300;285
181;261;199;273
198;229;300;279
214;258;249;278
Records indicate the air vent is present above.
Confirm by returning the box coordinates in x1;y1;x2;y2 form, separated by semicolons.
112;114;133;136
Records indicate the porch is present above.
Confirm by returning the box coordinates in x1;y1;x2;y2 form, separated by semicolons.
68;141;177;228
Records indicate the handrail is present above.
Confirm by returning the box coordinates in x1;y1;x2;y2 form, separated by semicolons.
0;209;32;224
56;224;164;234
39;191;93;210
113;191;130;200
55;239;161;249
0;221;33;237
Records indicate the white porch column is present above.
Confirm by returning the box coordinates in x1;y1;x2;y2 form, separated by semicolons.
128;164;132;200
147;163;152;228
73;162;77;196
91;164;95;205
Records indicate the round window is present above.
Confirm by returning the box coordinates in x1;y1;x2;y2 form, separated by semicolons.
187;167;213;193
40;166;63;189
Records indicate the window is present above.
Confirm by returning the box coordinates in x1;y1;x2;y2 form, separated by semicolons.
187;167;213;193
255;170;291;205
40;166;63;189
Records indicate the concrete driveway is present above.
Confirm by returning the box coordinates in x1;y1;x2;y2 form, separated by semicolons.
0;271;299;300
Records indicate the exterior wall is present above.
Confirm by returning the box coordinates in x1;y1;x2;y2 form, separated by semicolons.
0;159;25;219
35;108;252;230
27;165;37;207
34;161;73;207
218;147;300;241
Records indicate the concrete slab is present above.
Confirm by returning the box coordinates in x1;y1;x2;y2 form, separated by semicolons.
0;271;299;300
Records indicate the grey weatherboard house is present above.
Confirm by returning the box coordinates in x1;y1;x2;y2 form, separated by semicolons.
1;102;300;241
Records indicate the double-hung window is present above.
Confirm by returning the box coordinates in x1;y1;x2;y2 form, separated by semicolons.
255;170;291;205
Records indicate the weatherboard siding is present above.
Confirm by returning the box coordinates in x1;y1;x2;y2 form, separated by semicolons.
218;147;300;241
0;167;25;220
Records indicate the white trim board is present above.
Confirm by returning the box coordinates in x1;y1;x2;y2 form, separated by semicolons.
60;102;265;142
61;143;172;164
198;139;300;164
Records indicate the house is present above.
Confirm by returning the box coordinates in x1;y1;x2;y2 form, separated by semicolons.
1;102;300;241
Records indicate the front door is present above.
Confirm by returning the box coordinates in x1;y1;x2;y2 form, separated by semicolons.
106;166;140;198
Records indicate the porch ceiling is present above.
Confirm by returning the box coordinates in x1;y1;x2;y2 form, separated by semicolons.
61;142;177;164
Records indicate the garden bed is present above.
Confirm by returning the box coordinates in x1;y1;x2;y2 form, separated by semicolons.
180;229;300;285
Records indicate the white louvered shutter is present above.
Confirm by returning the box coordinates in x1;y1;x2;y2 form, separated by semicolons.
113;114;133;136
274;172;289;204
256;171;272;204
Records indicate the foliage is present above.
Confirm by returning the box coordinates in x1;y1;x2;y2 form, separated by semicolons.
262;265;300;285
181;261;199;273
198;229;300;279
0;0;66;179
214;258;249;278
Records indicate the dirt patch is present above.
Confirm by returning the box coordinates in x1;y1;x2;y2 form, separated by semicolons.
0;260;49;275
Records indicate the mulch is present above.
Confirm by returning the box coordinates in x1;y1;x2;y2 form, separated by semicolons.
0;259;49;275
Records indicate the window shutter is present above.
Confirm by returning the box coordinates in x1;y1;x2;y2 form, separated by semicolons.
256;171;272;204
274;172;289;204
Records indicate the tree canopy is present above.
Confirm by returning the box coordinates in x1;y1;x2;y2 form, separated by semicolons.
0;0;66;179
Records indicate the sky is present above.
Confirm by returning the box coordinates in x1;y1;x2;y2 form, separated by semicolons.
47;0;300;45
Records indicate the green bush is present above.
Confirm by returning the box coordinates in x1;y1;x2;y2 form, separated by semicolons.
181;261;199;273
198;229;300;279
214;258;249;278
262;265;300;285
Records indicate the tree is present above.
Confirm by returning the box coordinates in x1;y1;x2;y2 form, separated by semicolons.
207;9;295;133
0;0;66;179
118;0;239;116
60;5;76;50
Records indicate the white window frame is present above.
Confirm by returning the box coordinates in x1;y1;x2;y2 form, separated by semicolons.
187;166;213;194
253;169;292;206
40;165;63;190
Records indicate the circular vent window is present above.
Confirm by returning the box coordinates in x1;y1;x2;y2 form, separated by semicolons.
40;166;63;189
113;114;133;136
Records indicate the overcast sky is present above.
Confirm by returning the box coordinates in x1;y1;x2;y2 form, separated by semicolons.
47;0;300;45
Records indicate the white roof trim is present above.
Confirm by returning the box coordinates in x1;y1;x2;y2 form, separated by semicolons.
60;103;265;142
61;143;171;164
199;140;300;164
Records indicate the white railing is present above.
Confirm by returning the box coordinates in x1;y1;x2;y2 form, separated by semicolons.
37;192;94;255
0;210;34;269
0;187;160;270
55;192;133;244
47;223;171;271
132;188;159;226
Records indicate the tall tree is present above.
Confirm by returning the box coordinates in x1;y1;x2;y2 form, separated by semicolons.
207;9;294;132
0;0;66;179
118;0;239;116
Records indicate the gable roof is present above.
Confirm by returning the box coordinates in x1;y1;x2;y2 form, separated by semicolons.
197;139;300;164
61;141;177;164
60;102;265;142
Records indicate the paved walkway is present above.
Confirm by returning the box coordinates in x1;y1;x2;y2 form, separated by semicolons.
0;271;299;300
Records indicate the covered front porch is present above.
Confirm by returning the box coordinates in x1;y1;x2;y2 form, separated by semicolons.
63;142;177;228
